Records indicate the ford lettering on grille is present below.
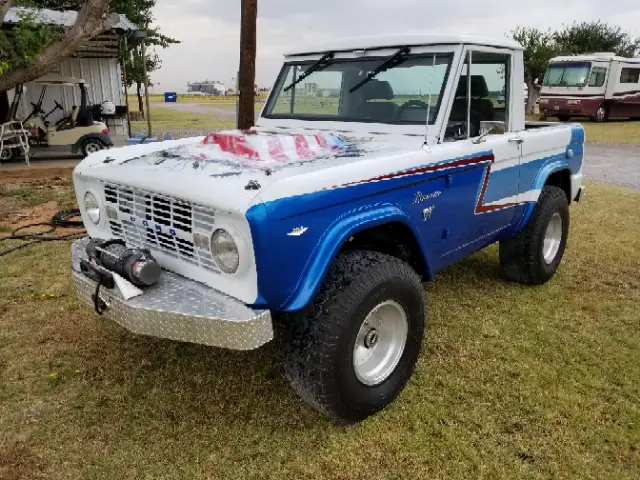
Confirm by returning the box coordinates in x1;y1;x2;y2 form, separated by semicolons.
103;183;220;273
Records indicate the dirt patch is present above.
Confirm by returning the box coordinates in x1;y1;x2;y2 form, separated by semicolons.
0;443;46;480
0;166;75;184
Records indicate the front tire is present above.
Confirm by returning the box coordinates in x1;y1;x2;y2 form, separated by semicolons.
0;146;15;162
280;250;426;423
499;186;570;285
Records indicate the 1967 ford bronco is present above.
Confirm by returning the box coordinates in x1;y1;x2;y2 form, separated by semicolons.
71;34;585;422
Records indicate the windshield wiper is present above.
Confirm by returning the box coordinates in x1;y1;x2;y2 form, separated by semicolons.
283;52;335;92
349;46;411;93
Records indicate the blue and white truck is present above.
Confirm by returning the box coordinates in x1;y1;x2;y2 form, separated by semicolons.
71;34;585;422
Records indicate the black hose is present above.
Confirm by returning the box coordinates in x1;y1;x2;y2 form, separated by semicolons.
0;208;86;257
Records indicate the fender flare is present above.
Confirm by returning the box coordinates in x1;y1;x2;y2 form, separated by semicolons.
71;132;113;153
515;160;571;233
282;203;433;312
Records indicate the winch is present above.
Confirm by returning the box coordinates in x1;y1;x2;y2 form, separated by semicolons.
80;239;161;313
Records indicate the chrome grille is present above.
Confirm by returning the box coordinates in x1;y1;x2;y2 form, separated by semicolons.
103;183;219;272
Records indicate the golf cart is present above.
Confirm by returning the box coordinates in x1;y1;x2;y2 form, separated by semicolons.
19;74;113;157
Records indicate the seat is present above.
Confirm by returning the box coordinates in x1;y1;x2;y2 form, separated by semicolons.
352;80;399;122
450;75;495;135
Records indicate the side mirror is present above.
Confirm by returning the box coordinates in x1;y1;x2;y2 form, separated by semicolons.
473;121;506;144
480;121;506;136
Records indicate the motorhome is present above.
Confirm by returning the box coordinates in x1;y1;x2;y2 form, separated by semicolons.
539;53;640;122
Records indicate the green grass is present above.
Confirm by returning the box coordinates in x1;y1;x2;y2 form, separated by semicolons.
1;180;639;479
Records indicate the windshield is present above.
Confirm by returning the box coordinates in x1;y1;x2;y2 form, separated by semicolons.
543;63;591;87
264;52;453;125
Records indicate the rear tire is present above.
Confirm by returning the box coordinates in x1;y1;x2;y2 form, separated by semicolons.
81;138;106;157
279;250;426;423
499;186;569;285
0;146;15;162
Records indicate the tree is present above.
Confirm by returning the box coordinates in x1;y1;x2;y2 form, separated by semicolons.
113;0;179;117
0;0;117;91
511;27;557;115
9;0;179;117
554;21;640;58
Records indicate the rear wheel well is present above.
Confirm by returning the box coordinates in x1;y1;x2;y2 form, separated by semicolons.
340;222;429;280
545;169;572;204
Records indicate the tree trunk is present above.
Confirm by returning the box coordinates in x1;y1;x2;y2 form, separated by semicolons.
0;1;12;23
525;79;540;116
238;0;257;130
0;0;116;91
136;81;144;119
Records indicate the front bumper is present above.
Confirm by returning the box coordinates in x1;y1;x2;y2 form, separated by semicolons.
71;238;273;350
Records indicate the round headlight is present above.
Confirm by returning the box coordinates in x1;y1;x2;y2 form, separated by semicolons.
84;191;101;225
211;229;239;274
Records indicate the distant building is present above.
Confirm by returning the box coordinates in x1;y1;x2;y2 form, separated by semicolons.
187;80;228;95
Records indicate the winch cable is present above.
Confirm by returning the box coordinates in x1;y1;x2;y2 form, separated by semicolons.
0;208;86;257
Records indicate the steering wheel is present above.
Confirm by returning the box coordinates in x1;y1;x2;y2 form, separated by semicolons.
54;100;63;111
400;99;429;110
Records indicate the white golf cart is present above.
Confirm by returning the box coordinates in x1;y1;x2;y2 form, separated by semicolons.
19;74;114;157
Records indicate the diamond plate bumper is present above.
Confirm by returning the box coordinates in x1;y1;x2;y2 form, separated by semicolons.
71;238;273;350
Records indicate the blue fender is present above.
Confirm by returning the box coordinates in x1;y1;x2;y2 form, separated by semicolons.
281;203;433;312
515;159;571;232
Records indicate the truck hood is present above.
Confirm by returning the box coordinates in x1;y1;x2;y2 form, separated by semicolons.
75;130;412;214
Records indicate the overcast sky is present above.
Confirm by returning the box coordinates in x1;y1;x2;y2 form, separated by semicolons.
150;0;640;93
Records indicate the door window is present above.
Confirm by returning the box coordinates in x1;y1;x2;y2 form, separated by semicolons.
588;67;607;87
445;51;511;140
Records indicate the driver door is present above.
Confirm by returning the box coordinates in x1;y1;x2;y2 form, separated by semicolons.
432;47;522;263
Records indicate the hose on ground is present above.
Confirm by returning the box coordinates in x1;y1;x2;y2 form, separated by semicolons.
0;208;85;257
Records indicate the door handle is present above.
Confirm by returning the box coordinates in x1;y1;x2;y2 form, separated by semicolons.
509;137;524;145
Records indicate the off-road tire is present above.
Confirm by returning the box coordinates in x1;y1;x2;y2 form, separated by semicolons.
81;138;106;157
499;186;569;285
279;250;426;423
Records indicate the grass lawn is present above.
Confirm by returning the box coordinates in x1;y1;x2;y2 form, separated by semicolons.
1;179;639;479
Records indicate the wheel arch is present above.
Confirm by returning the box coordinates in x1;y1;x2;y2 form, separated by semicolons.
71;132;113;153
515;163;572;233
281;205;433;312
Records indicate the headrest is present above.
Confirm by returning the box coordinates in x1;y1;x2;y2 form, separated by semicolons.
456;75;489;98
358;80;394;101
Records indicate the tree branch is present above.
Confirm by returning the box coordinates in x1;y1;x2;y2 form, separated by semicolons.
0;0;117;91
0;0;12;24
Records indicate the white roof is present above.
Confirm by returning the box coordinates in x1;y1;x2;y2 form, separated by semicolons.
284;33;523;56
550;53;640;64
4;6;138;31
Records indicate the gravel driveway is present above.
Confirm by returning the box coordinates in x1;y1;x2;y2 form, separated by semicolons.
585;143;640;191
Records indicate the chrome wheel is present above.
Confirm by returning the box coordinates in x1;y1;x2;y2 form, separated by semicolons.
595;106;607;122
543;212;563;264
353;300;408;386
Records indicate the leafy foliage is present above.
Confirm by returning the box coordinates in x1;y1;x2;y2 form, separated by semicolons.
554;21;640;58
0;3;63;74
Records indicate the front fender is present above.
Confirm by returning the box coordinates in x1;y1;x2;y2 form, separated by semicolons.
283;203;431;312
247;201;432;313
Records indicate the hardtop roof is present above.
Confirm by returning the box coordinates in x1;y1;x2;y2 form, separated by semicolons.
284;33;523;56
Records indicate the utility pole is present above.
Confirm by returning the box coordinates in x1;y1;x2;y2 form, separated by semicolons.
238;0;257;130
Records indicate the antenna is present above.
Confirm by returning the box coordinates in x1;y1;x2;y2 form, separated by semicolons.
424;53;437;147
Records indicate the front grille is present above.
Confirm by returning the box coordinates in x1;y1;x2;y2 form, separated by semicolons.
103;183;219;273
